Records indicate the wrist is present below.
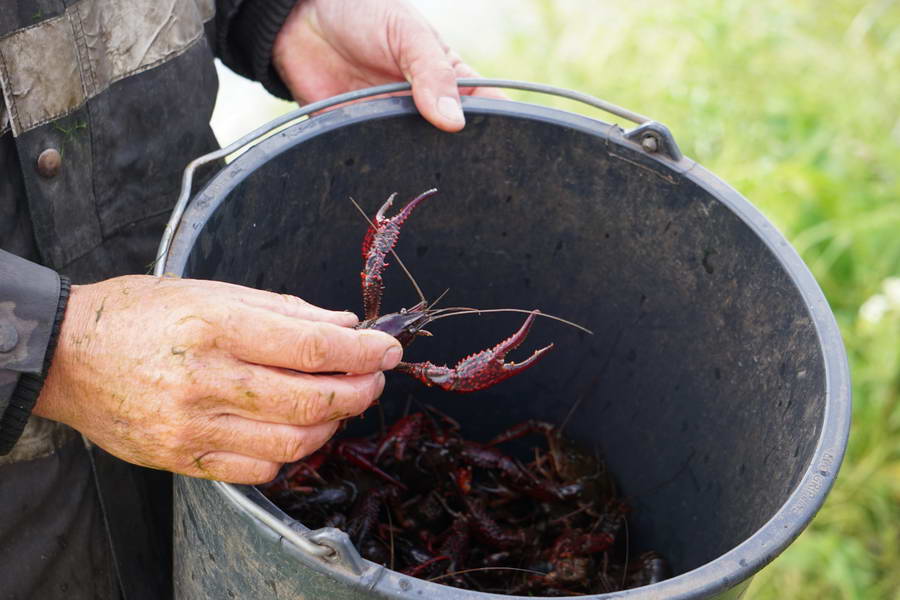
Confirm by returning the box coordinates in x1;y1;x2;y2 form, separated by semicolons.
234;0;300;100
272;1;307;76
32;283;90;424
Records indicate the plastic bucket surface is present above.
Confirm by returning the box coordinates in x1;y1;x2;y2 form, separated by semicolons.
167;92;850;599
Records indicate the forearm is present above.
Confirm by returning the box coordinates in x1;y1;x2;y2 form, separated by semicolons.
0;250;69;454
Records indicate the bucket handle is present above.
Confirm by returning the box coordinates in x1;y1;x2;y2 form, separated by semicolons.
154;78;682;277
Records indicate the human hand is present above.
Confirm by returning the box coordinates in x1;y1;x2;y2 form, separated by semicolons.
34;276;402;484
272;0;507;132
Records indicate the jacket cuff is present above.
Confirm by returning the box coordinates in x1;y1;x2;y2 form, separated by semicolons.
0;276;70;454
217;0;297;100
0;250;60;374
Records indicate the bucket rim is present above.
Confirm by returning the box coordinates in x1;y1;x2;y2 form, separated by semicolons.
168;93;851;599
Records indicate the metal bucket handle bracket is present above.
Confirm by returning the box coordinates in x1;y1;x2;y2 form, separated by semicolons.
214;481;379;580
624;121;683;162
162;80;680;566
153;78;681;277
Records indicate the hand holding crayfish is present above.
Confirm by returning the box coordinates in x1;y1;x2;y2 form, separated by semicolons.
34;277;403;484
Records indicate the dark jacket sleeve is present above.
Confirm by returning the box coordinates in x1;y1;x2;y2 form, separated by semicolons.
214;0;298;100
0;250;69;454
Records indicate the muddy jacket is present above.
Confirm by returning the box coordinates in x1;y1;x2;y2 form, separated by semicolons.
0;1;295;597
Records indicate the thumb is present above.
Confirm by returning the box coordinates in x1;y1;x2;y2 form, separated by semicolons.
395;22;465;132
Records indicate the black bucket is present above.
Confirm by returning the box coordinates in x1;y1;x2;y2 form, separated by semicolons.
161;82;850;599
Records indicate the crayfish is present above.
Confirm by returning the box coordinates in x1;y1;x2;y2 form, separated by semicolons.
259;407;672;594
353;188;588;392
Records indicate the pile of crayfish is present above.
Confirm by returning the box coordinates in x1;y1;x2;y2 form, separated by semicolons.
260;406;670;595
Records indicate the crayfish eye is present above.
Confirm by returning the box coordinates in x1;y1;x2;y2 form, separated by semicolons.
400;308;408;314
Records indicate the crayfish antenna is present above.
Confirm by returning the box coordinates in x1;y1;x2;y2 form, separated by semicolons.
429;307;592;335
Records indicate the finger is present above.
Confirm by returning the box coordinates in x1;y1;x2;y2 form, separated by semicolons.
450;56;509;101
188;279;359;327
236;292;358;327
186;451;282;484
201;415;340;464
396;23;465;132
218;308;402;373
210;366;385;426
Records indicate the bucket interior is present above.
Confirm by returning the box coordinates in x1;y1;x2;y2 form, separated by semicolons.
180;99;826;579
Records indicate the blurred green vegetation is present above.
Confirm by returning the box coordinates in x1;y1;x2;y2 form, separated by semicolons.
473;1;900;598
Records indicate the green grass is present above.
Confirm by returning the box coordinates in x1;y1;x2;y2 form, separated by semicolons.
473;1;900;597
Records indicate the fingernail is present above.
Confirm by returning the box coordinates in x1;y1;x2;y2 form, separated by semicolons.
437;96;464;124
339;311;359;326
381;345;402;370
375;371;386;397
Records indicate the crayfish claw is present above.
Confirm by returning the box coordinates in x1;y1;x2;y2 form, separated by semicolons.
493;310;541;354
360;189;438;320
395;310;554;393
374;192;398;222
503;343;554;372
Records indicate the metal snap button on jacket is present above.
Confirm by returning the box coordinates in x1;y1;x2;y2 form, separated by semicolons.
0;320;18;353
36;149;61;178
